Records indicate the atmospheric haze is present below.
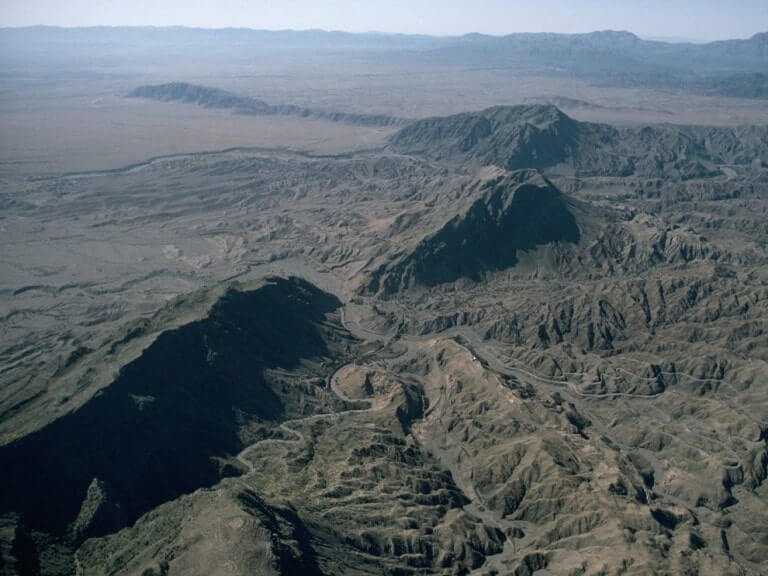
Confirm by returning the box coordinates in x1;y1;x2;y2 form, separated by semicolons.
0;0;766;40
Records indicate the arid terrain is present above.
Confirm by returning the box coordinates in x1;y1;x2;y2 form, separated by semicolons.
1;27;767;576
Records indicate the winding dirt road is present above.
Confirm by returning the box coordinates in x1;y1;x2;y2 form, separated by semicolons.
235;360;379;475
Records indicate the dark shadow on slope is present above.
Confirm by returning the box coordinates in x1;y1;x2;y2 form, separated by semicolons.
370;175;581;293
238;490;324;576
416;182;581;285
0;277;342;540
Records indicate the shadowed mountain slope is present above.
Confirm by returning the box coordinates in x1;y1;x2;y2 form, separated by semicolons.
0;277;353;544
365;170;581;294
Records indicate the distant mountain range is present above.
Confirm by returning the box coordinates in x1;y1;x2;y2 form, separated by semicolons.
2;27;766;95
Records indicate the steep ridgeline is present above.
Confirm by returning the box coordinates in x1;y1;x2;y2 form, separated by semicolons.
129;82;407;127
389;104;768;178
364;170;581;294
0;277;357;572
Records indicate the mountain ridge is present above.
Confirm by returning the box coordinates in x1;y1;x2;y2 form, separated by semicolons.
4;27;766;90
389;104;768;177
363;169;584;294
129;82;407;127
2;25;765;45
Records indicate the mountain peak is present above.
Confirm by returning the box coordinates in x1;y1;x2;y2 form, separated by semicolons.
363;170;580;294
389;104;579;170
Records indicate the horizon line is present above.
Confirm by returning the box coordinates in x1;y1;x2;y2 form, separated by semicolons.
1;24;763;44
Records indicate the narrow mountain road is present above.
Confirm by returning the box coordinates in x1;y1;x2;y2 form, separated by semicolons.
235;360;378;475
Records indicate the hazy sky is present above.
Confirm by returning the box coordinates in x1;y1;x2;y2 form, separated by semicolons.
1;0;766;41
